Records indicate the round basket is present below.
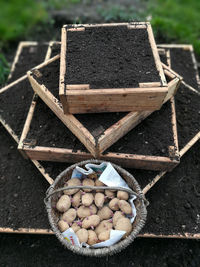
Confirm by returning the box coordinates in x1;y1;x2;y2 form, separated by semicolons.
45;160;148;257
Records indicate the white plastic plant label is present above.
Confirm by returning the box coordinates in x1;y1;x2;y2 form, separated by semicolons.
62;228;80;246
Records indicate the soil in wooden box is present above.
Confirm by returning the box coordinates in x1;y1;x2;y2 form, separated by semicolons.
175;84;200;149
106;100;174;157
26;97;174;158
170;48;199;90
141;141;200;235
9;44;48;83
65;26;161;88
33;57;128;140
0;44;48;138
0;125;49;229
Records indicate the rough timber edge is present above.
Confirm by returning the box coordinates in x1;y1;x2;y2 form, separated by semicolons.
0;41;57;185
0;227;199;240
25;56;97;157
158;44;200;95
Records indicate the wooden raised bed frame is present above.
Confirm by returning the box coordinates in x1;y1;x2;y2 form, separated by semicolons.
1;43;199;240
20;50;181;172
59;22;168;114
0;41;57;185
26;48;181;159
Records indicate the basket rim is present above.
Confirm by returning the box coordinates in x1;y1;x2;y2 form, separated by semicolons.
45;159;147;257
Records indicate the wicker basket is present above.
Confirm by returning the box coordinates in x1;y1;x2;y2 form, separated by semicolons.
45;160;148;257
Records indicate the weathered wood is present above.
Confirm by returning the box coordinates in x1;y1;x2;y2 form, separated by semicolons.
27;69;97;157
65;87;168;114
0;227;199;239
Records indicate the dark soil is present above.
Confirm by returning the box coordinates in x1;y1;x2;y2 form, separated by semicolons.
175;84;200;149
27;98;86;151
170;48;200;91
0;125;50;229
0;45;48;138
65;26;161;89
141;141;200;235
1;234;199;267
8;44;48;83
107;101;174;157
159;52;168;66
32;55;129;139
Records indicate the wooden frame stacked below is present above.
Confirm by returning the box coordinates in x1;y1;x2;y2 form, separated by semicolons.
25;47;181;162
59;22;168;114
0;43;199;240
0;41;56;185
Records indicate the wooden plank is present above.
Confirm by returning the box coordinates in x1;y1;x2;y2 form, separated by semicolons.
8;42;23;80
98;111;152;154
27;70;97;157
65;87;167;114
180;132;200;157
0;227;199;239
59;27;68;113
139;82;161;88
66;84;90;90
147;24;167;87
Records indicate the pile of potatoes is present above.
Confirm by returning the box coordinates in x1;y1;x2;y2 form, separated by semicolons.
56;174;133;246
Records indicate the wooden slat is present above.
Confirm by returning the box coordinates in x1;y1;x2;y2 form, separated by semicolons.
27;72;97;157
147;24;167;87
59;27;67;113
98;111;152;154
66;87;167;113
0;227;199;239
180;132;200;157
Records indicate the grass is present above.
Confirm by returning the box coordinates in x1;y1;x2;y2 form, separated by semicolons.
0;54;10;85
148;0;200;54
97;4;146;22
0;0;48;46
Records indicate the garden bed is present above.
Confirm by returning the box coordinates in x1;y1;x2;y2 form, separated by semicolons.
26;46;180;161
60;22;168;113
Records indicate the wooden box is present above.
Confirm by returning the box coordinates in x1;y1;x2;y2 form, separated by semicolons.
27;46;181;158
59;22;168;114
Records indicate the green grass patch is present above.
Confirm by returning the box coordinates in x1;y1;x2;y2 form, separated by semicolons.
149;0;200;54
97;5;146;22
0;0;48;45
0;54;10;85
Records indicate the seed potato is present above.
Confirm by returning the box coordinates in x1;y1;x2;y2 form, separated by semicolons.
113;211;125;227
82;178;95;192
76;229;88;243
58;220;69;232
56;195;71;212
115;217;132;237
87;230;98;245
98;230;111;241
97;206;113;220
62;208;76;223
95;220;113;236
64;178;81;195
109;198;119;211
82;193;94;207
72;191;81;208
117;191;129;200
71;222;81;232
118;200;132;215
77;204;97;218
82;215;100;229
94;192;105;208
105;189;115;198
